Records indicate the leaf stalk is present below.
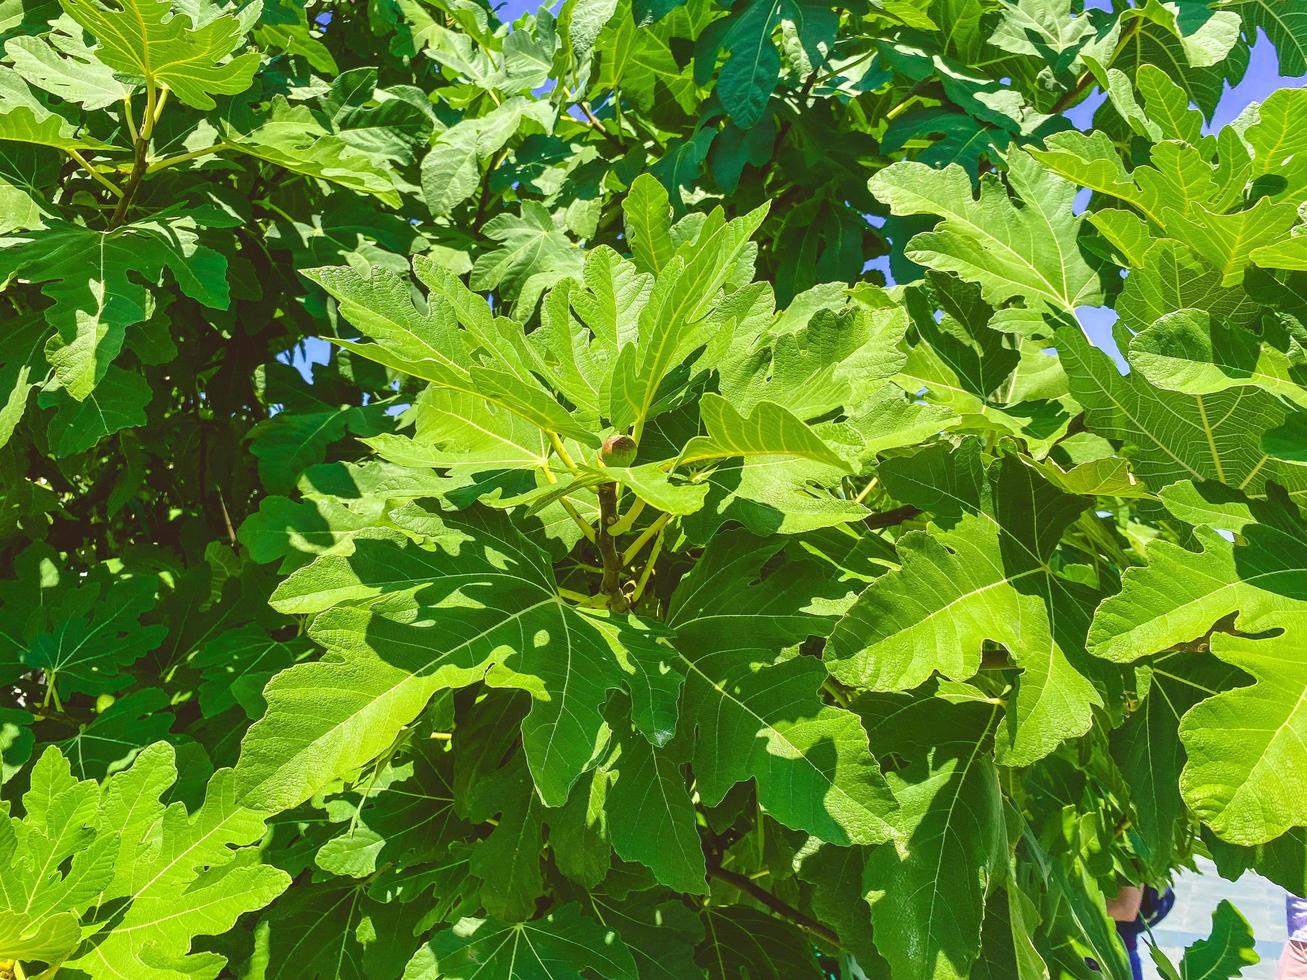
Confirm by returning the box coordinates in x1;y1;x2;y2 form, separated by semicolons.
547;431;579;472
111;83;169;226
65;149;124;198
607;497;645;536
629;525;663;603
540;463;596;542
147;143;231;174
621;513;671;565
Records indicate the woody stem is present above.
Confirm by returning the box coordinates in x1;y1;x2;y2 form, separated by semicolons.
596;482;627;610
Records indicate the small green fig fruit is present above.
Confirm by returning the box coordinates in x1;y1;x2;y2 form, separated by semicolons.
599;433;637;467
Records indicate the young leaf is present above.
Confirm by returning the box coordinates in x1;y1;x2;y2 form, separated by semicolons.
61;0;260;108
869;151;1106;312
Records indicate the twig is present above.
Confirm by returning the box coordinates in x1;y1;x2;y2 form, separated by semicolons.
471;147;507;233
576;99;608;134
110;124;149;226
576;97;625;151
707;866;841;948
109;82;174;225
216;487;237;546
1051;15;1144;115
863;504;921;529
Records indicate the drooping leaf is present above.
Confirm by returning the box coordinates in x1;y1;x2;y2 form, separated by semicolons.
1180;615;1307;845
829;444;1102;765
404;903;638;980
668;533;898;845
860;692;1006;980
0;217;228;400
1149;898;1260;980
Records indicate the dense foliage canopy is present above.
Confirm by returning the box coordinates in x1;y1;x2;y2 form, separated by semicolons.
2;0;1306;976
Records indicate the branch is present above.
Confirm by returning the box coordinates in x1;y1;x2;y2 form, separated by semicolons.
1051;14;1144;115
111;109;150;227
759;66;823;184
596;481;628;611
565;88;626;151
863;504;921;530
471;147;507;233
706;866;841;949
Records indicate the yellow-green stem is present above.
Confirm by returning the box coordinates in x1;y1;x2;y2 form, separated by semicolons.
151;86;169;126
38;676;63;715
548;431;579;472
147;143;231;174
541;464;596;542
629;528;663;603
621;513;671;565
596;482;627;610
563;498;597;541
65;149;124;197
141;82;157;140
822;677;852;708
122;95;138;143
607;497;646;536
